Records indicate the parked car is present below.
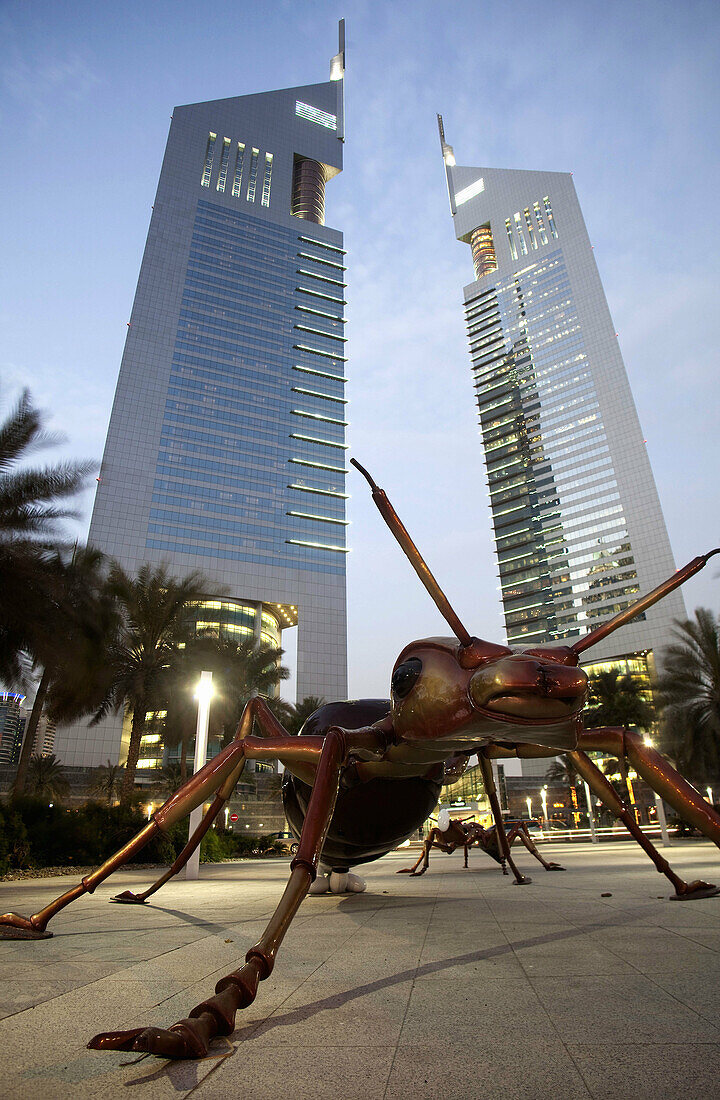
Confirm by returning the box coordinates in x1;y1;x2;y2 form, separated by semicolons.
272;831;299;856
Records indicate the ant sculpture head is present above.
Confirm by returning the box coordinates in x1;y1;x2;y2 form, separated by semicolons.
352;459;717;753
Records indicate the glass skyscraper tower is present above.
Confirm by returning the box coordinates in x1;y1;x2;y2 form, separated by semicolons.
438;118;685;687
61;29;349;768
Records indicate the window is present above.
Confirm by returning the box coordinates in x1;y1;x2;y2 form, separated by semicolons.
514;212;528;255
543;196;559;238
455;176;485;206
505;219;518;260
200;132;217;187
216;137;231;192
247;148;260;202
523;209;537;250
231;143;245;197
295;101;337;130
533;201;548;245
261;153;273;207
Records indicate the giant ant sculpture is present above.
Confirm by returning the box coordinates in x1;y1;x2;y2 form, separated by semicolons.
397;809;565;877
2;459;719;1062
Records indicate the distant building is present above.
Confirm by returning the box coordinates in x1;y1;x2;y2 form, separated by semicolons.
59;26;349;769
0;692;26;766
20;708;56;758
438;118;686;791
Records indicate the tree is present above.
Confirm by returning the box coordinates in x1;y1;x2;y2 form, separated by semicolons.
545;756;579;788
584;668;655;730
278;695;326;736
26;754;70;801
0;388;94;685
91;760;124;805
91;562;210;804
656;609;720;788
12;544;117;800
152;761;183;799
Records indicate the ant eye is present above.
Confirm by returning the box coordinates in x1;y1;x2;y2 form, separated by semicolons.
391;657;422;699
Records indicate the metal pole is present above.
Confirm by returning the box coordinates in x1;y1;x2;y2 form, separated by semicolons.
655;791;670;847
584;781;598;843
185;671;213;880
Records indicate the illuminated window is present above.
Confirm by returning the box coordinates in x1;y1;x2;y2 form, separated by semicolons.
231;142;246;197
505;219;518;260
286;538;348;553
514;213;528;255
200;132;217;187
216;138;231;192
543;196;559;238
455;176;485;206
247;148;260;202
523;209;537;250
295;101;337;130
533;201;548;244
261;153;273;207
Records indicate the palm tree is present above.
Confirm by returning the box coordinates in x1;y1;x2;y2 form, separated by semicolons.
545;756;579;787
281;695;326;735
12;544;117;800
0;388;94;684
91;760;124;805
91;562;210;804
584;668;655;730
26;753;70;801
656;609;720;788
152;761;184;799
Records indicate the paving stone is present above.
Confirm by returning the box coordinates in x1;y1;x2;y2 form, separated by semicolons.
2;845;720;1097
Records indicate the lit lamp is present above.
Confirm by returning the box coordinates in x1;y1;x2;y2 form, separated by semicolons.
526;796;532;821
541;785;548;826
185;671;213;881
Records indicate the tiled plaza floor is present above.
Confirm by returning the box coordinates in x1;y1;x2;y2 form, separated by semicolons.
2;840;720;1099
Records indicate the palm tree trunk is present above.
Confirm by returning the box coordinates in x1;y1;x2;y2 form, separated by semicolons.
11;666;51;800
120;702;145;805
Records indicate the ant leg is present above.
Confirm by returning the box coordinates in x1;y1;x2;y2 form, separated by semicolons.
112;697;297;905
512;823;565;872
88;725;379;1059
398;829;435;875
479;754;531;885
579;727;720;849
463;842;470;869
569;750;720;899
0;738;248;939
112;791;232;905
398;829;451;875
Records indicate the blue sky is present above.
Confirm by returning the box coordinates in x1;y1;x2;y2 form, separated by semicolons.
1;0;718;697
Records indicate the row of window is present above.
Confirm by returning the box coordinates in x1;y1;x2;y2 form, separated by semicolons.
504;198;558;260
200;132;274;207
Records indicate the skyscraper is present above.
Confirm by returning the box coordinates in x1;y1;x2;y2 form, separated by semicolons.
61;27;349;769
438;117;685;695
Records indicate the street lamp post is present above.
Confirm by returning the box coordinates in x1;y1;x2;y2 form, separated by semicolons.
655;792;670;847
185;671;213;881
526;796;532;821
583;781;598;843
541;785;548;827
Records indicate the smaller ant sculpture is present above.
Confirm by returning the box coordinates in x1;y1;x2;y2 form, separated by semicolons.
398;808;564;877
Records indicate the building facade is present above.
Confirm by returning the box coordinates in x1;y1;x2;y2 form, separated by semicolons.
0;692;26;767
438;120;685;783
59;29;349;769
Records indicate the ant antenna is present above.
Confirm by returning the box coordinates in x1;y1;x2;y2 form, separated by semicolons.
352;458;474;647
572;548;720;655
